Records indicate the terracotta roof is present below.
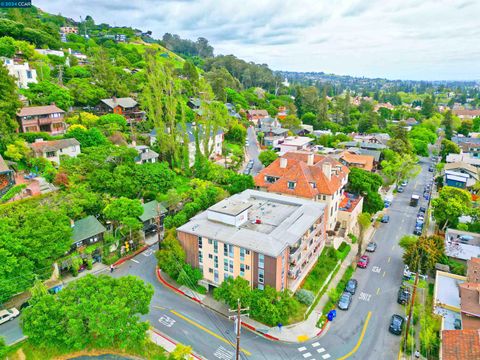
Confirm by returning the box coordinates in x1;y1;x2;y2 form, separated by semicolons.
17;105;65;117
442;330;480;360
460;282;480;318
254;151;349;198
30;139;80;154
453;109;480;117
467;258;480;283
340;151;374;172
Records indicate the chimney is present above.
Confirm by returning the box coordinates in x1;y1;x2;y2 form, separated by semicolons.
280;157;288;169
307;152;314;166
322;163;332;181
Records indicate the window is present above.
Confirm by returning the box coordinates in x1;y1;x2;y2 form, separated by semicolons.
224;243;228;257
214;255;218;269
46;151;56;158
323;195;326;201
214;240;218;254
258;269;264;284
229;260;234;273
208;268;213;274
240;248;245;261
287;181;296;189
208;254;213;259
310;182;316;188
198;252;203;264
208;239;213;245
224;273;230;282
246;249;250;255
26;70;32;79
258;254;264;269
198;237;203;249
214;270;219;283
229;245;234;258
258;284;264;290
224;259;228;272
240;264;245;276
246;265;250;271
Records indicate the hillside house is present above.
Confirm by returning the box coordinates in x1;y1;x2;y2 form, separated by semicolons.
96;97;145;123
2;58;37;89
17;105;66;135
30;138;81;164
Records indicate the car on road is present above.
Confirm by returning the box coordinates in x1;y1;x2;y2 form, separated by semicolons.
389;314;405;335
419;206;426;213
413;227;422;235
424;193;430;200
384;201;391;208
245;141;249;147
401;180;408;187
429;166;435;172
366;242;377;252
381;215;390;223
243;168;251;175
0;308;19;325
357;255;370;268
459;235;474;242
248;160;254;167
397;186;404;193
345;279;358;295
397;286;411;305
337;291;353;310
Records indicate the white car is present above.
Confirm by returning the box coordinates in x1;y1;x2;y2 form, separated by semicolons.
0;308;19;325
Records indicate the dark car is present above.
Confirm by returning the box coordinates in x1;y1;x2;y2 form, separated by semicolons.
243;168;251;175
397;286;411;305
381;215;390;223
413;227;422;235
345;279;358;295
389;314;405;335
419;207;427;213
429;166;435;172
357;255;370;268
144;223;158;236
366;242;377;252
337;291;352;310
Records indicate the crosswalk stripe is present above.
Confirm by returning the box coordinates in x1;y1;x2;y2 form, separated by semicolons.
298;347;307;352
317;348;325;353
312;342;320;347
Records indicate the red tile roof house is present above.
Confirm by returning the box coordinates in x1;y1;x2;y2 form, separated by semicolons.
254;151;350;232
17;105;66;135
246;109;269;126
441;329;480;360
453;109;480;120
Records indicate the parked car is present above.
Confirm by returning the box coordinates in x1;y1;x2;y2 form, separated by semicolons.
429;166;435;172
366;242;377;252
337;291;353;310
245;141;249;147
381;215;390;223
0;308;19;325
413;227;422;235
243;168;251;175
419;207;427;213
384;201;391;208
144;223;158;237
424;193;430;200
389;314;405;335
401;180;408;187
248;160;254;167
397;186;404;193
357;255;370;268
345;279;358;295
397;286;411;305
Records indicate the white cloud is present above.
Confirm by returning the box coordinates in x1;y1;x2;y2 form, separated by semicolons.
36;0;480;80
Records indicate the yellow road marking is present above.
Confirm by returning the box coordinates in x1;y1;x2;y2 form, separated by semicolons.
170;310;251;356
388;257;391;263
376;288;380;295
297;335;309;342
383;271;386;278
398;348;402;360
337;312;372;360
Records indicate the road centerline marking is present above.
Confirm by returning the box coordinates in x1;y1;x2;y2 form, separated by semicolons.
388;257;391;263
170;310;251;356
376;288;380;295
383;271;386;277
337;312;372;360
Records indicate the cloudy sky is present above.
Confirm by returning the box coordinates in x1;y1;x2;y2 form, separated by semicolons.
36;0;480;80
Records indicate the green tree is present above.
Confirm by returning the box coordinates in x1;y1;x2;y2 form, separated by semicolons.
4;138;30;161
258;150;278;167
421;95;434;118
443;110;454;140
381;150;421;186
156;228;186;279
432;186;471;230
66;125;108;148
280;114;301;132
224;122;246;144
0;36;15;57
401;236;445;274
213;276;252;308
205;67;241;102
22;275;153;351
22;81;73;111
103;197;143;233
0;61;21;141
440;139;460;161
170;344;192;360
357;212;371;257
458;119;473;137
67;78;107;107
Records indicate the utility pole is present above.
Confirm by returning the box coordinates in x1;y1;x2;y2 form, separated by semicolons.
404;247;421;350
156;203;162;245
229;298;249;360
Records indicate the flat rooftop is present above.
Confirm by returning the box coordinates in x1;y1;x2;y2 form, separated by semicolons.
177;190;325;257
446;228;480;260
282;136;313;146
435;271;465;311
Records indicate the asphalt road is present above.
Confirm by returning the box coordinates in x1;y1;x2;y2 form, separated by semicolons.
245;126;263;176
1;158;434;360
